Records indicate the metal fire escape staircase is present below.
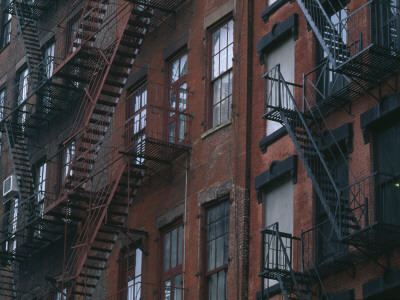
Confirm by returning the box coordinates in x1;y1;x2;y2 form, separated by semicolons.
264;65;361;241
38;1;189;298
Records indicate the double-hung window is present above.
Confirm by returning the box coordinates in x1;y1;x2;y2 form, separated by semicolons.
61;140;75;185
35;160;47;220
168;52;187;143
0;88;5;152
121;246;142;300
129;84;147;164
210;20;233;127
1;0;11;48
162;224;183;300
43;40;55;79
17;67;29;129
205;200;230;300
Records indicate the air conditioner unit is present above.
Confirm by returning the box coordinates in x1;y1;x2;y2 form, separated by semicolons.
3;174;18;198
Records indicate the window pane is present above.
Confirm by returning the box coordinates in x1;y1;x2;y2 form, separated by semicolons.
174;274;182;300
135;248;142;277
215;236;224;268
228;71;233;95
164;280;171;300
220;24;228;49
220;48;227;74
213;79;221;105
164;232;170;271
217;270;226;300
142;88;147;106
213;54;219;79
227;44;233;69
177;226;183;266
169;122;175;143
179;83;187;111
213;104;220;127
207;239;215;271
171;228;177;268
212;30;220;55
170;93;176;115
221;98;229;124
180;54;187;76
228;20;233;45
171;60;179;83
224;234;229;265
179;115;185;141
216;218;224;237
209;273;217;300
221;73;229;100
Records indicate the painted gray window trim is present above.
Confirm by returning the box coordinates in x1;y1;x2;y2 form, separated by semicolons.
257;14;298;65
360;94;400;143
254;155;298;204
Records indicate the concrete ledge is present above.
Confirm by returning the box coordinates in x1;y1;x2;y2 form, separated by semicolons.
204;0;234;28
157;203;185;229
201;119;232;139
198;178;232;206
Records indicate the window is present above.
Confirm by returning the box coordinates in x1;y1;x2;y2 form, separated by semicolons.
210;19;233;127
5;198;18;252
205;200;229;300
129;84;147;164
61;140;75;185
17;67;29;129
120;246;142;300
168;52;187;143
56;288;67;300
1;0;11;48
68;14;81;54
162;224;183;300
35;160;47;219
43;40;55;79
266;38;294;135
0;88;5;153
374;121;400;224
263;180;293;288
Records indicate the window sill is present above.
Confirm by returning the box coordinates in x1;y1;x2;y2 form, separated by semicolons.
201;119;232;139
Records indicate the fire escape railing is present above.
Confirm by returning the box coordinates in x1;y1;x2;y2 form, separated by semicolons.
260;222;327;300
297;0;400;88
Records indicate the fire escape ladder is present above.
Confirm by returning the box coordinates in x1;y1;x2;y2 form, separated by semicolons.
260;223;319;300
296;0;350;68
0;260;17;299
4;120;34;201
60;165;127;298
13;1;42;89
263;65;361;241
58;4;151;197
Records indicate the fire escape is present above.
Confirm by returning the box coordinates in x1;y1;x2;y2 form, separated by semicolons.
35;0;191;298
0;0;189;298
260;0;400;298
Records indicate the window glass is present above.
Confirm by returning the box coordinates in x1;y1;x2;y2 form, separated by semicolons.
206;201;229;300
163;224;183;300
169;53;187;143
211;20;233;127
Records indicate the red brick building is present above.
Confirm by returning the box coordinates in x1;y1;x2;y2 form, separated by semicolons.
251;0;400;299
0;0;253;299
1;0;400;299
